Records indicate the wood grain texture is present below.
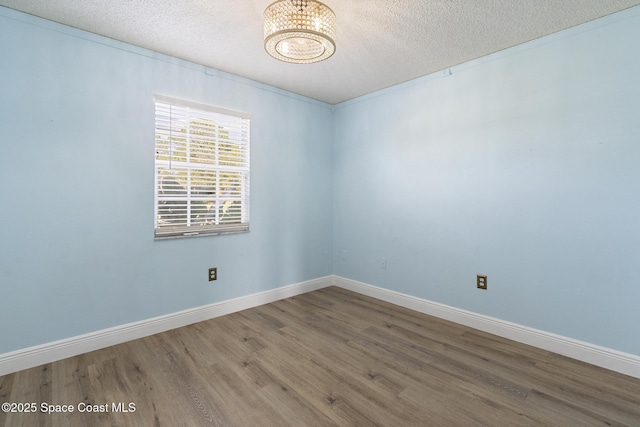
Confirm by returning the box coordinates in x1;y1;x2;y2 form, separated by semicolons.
1;286;639;426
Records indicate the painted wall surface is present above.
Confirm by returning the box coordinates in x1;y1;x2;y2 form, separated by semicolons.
0;8;333;354
333;9;640;355
2;5;640;360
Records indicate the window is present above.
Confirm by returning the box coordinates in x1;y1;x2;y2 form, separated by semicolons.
154;96;250;239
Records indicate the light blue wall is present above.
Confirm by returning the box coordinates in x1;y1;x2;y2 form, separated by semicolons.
0;8;333;354
333;8;640;355
2;5;640;359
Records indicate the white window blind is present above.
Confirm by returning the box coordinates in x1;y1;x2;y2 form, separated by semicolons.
154;95;250;239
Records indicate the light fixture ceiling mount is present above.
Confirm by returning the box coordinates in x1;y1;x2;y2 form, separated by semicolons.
264;0;336;64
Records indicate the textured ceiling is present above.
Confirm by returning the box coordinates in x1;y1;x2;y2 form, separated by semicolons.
2;0;639;104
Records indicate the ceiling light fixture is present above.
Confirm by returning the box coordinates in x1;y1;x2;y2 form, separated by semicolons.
264;0;336;64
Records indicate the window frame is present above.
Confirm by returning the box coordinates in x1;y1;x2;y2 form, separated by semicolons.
154;95;250;240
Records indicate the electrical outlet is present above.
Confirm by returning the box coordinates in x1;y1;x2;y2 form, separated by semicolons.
380;257;387;270
477;274;487;290
208;267;217;281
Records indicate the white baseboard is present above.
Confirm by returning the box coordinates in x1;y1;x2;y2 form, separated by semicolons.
332;275;640;379
0;276;332;376
4;274;639;380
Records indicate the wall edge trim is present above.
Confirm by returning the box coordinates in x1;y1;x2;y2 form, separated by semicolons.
0;5;332;109
331;275;640;379
333;4;640;109
0;276;333;376
4;274;638;379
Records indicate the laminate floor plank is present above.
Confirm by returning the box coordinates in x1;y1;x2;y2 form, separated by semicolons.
0;374;13;426
5;364;52;427
2;286;640;426
203;362;287;427
149;333;234;426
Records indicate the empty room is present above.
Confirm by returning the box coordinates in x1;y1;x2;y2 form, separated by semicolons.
1;1;640;425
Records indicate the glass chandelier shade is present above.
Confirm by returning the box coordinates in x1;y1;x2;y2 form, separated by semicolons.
264;0;336;64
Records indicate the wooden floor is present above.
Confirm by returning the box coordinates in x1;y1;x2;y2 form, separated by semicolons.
1;287;639;426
